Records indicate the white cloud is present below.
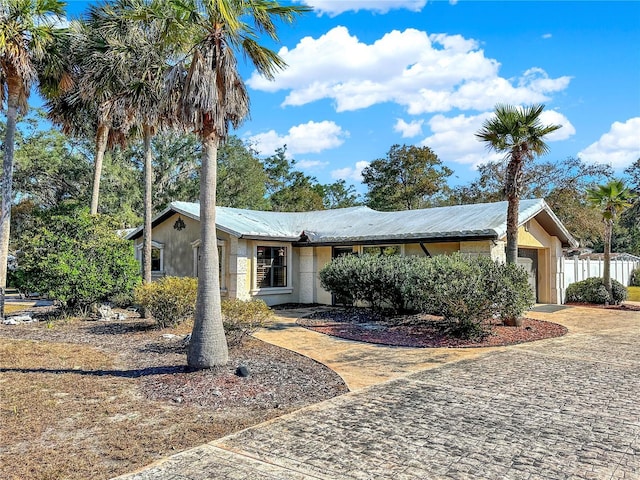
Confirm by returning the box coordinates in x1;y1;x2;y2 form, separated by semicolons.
538;110;576;141
296;0;426;16
248;120;348;155
578;118;640;169
296;159;329;170
331;160;370;182
248;27;572;114
394;118;424;138
420;112;503;167
542;33;552;39
420;109;577;167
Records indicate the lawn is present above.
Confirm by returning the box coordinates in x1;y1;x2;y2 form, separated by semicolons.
628;286;640;301
0;308;347;480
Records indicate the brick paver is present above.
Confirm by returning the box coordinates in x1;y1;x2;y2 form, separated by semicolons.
116;307;640;480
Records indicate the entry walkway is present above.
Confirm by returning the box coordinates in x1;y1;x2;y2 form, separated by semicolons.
116;305;640;480
253;307;503;391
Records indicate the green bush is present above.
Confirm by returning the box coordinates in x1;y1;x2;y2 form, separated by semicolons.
480;257;536;324
221;299;273;346
13;208;141;314
319;254;413;312
565;277;628;305
405;253;494;338
135;277;198;328
109;291;135;308
321;252;535;338
135;279;272;340
630;267;640;287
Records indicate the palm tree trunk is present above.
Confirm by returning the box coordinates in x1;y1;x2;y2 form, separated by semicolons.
142;124;153;284
504;157;522;265
187;123;229;369
604;219;613;305
90;124;109;215
0;79;20;318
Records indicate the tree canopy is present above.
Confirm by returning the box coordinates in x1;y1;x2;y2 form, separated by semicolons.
362;144;452;211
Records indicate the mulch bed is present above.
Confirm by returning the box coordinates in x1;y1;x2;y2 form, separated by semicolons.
565;302;640;311
298;308;568;348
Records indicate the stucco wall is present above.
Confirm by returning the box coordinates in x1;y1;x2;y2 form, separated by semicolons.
510;218;564;304
137;213;567;306
134;213;201;277
404;242;460;257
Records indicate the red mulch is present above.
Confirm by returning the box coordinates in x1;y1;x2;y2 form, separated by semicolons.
298;309;567;348
565;302;640;311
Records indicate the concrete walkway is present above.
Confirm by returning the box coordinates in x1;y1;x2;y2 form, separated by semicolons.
253;308;505;391
116;305;640;480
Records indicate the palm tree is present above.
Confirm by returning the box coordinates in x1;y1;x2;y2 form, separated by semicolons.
85;0;179;284
587;180;635;303
62;13;134;216
476;104;561;265
164;0;310;368
0;0;67;317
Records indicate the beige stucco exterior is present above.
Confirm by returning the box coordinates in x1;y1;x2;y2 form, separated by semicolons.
134;211;568;306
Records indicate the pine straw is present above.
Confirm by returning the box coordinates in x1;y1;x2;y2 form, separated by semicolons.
0;311;347;480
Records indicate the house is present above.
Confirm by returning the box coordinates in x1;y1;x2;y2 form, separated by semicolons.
126;198;578;305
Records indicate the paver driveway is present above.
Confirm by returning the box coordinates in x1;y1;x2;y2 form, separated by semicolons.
116;306;640;480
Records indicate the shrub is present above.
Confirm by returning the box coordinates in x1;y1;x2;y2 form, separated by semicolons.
630;267;640;287
109;291;134;308
565;277;628;305
13;208;141;314
405;253;497;338
319;254;414;312
222;299;273;346
135;277;198;328
407;254;532;336
480;257;535;325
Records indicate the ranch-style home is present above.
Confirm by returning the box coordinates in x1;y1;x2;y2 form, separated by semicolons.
126;199;578;306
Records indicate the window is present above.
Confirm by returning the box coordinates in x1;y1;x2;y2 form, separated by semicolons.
362;245;401;256
151;248;161;272
257;246;287;288
136;241;164;273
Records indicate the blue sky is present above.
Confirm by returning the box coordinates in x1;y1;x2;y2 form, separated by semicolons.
63;1;640;191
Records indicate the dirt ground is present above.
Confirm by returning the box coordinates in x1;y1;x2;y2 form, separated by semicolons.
0;307;348;480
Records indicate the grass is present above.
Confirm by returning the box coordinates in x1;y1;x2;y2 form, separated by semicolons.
628;286;640;301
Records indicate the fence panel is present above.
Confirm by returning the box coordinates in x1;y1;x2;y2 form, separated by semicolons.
563;258;640;288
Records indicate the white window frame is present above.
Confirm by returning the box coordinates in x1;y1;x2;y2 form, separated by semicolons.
136;240;165;274
192;239;226;292
251;242;293;295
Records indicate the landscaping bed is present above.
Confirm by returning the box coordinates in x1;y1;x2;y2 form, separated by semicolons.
0;307;347;480
565;302;640;311
298;308;568;348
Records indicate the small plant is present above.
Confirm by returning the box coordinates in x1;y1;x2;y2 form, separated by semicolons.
109;291;134;308
221;299;273;346
630;267;640;287
565;277;628;305
134;277;198;328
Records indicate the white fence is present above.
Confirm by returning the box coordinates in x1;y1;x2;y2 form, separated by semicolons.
563;258;640;288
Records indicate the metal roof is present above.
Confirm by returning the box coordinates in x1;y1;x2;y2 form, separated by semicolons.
127;199;578;247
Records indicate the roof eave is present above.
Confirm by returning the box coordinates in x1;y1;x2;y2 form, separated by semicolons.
293;232;498;247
